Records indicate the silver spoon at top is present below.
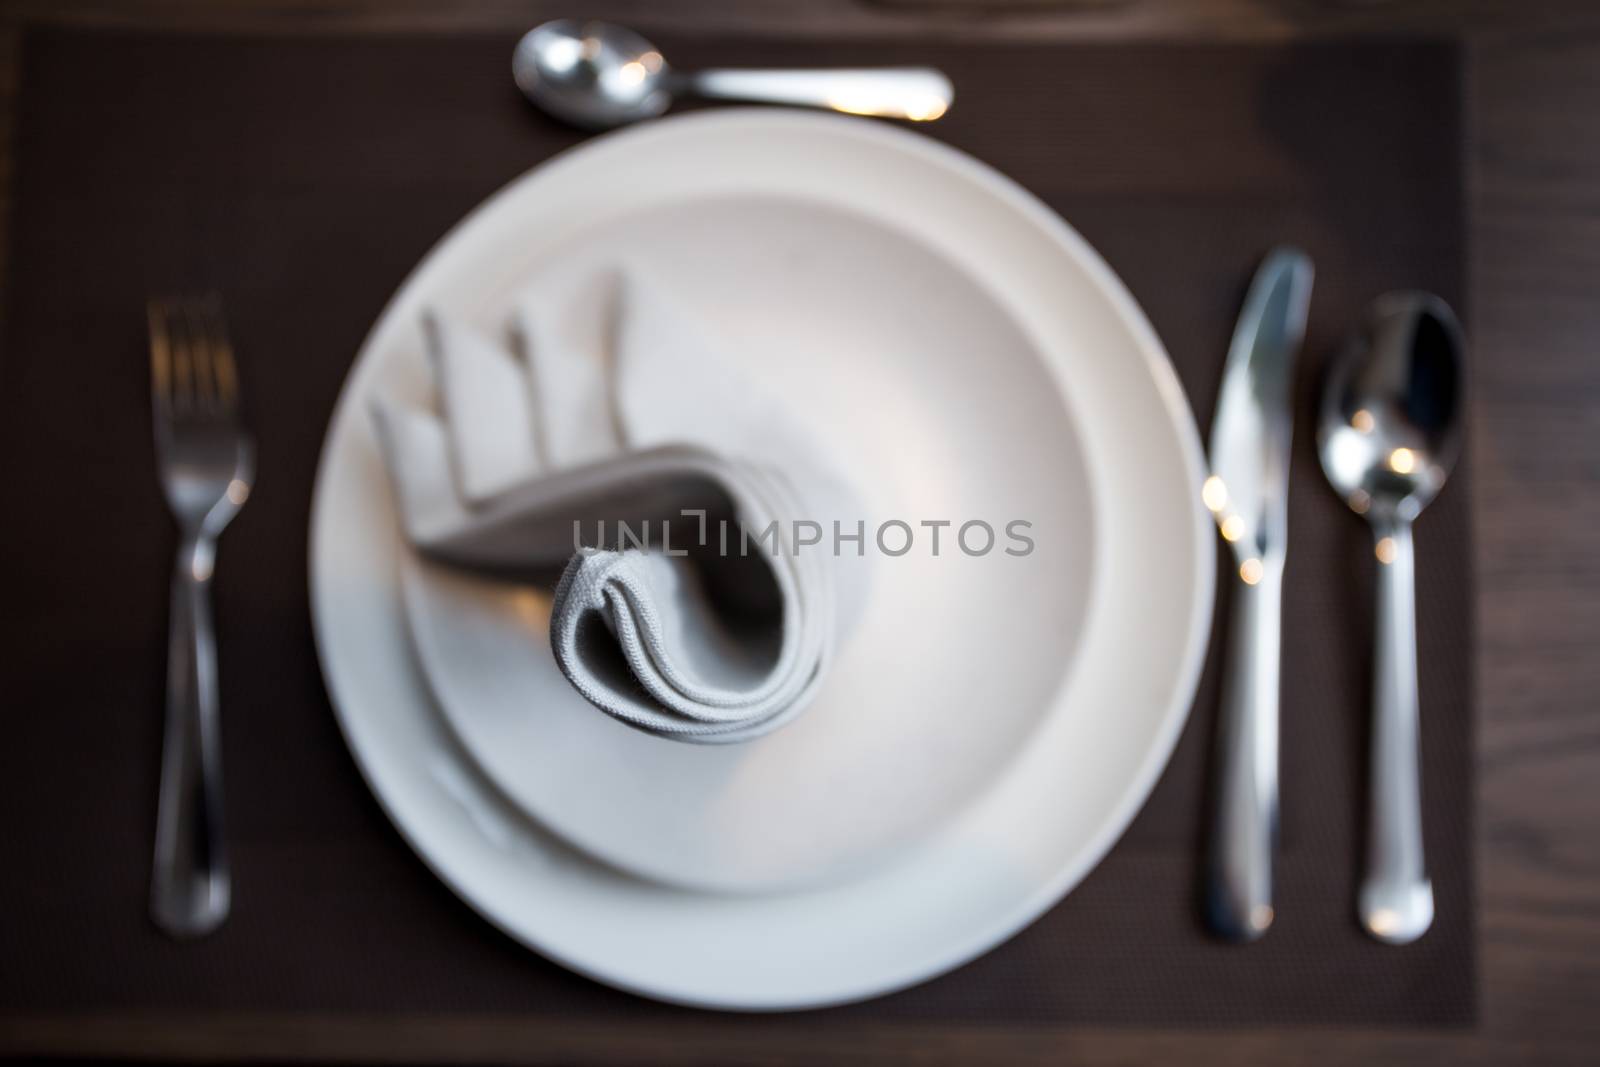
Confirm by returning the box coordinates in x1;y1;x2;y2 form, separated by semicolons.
1317;292;1464;945
513;20;954;130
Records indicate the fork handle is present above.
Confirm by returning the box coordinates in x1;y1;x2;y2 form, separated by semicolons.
151;535;230;937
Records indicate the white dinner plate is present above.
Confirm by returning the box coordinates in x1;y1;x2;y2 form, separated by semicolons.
310;109;1213;1010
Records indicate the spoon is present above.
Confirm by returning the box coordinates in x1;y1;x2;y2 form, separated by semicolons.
513;20;954;130
1317;292;1464;945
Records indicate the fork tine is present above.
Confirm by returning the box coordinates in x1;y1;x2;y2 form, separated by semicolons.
148;300;173;409
185;299;216;411
170;300;195;412
201;295;239;412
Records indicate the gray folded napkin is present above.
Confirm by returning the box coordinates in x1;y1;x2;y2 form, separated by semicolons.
372;267;853;742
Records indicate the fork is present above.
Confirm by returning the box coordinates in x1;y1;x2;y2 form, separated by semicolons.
148;296;254;938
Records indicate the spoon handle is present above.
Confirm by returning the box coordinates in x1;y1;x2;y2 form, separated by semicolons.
1361;519;1434;944
1206;557;1281;941
684;67;953;122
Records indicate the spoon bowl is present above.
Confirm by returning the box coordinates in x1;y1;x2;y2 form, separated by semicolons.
513;20;672;129
1318;292;1463;523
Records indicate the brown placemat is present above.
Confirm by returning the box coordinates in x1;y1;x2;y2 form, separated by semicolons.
0;28;1470;1028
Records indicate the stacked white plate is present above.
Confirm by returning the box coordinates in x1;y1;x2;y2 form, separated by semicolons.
309;110;1213;1010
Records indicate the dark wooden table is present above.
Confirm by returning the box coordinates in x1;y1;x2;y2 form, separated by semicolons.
1;2;1596;1064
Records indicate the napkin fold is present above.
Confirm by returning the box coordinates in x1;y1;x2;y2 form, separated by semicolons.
371;267;852;743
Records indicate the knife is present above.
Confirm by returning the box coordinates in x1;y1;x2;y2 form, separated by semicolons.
1203;247;1313;942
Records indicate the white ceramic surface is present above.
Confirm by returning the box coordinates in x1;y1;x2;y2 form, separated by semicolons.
309;109;1214;1010
401;194;1096;894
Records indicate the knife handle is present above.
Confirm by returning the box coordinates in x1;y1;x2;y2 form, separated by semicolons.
1206;557;1282;942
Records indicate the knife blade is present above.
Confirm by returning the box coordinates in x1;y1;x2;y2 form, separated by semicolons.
1203;246;1313;942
